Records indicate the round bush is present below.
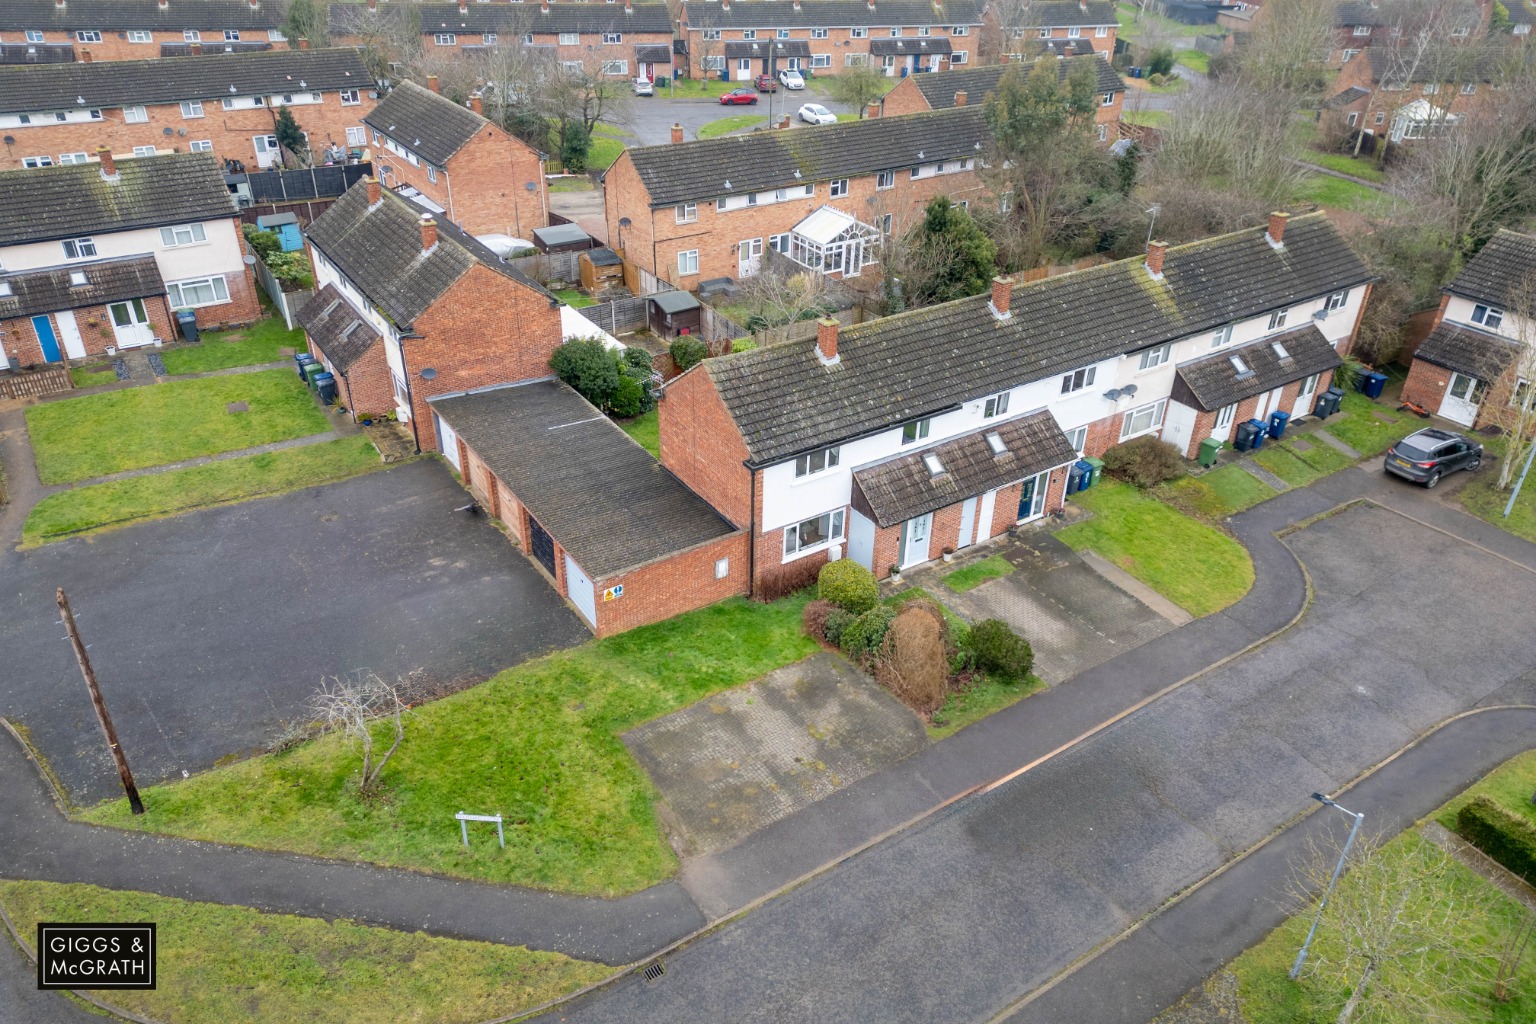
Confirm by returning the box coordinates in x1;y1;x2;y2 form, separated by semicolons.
670;336;708;372
1101;435;1186;489
840;605;896;661
967;619;1034;684
609;374;648;418
823;608;854;647
818;560;879;614
622;346;655;376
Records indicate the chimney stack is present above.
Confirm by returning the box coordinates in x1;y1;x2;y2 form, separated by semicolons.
190;41;201;54
816;317;840;366
541;0;549;11
365;175;381;205
157;0;168;8
54;0;64;9
296;36;307;48
626;0;633;9
1145;240;1168;279
721;0;729;10
469;92;483;115
96;146;116;178
953;89;967;107
793;0;801;8
367;0;376;9
865;100;880;118
80;47;92;62
250;0;259;9
670;122;684;144
867;0;876;10
1266;210;1289;248
459;0;467;14
990;276;1012;319
420;213;438;252
427;74;439;94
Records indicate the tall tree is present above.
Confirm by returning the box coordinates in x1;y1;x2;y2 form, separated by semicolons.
902;197;996;306
824;63;889;118
279;0;329;49
273;106;308;166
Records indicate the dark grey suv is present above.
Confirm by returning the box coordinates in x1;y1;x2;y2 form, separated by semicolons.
1383;428;1483;488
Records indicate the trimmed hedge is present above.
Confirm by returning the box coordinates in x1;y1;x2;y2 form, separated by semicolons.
965;619;1034;684
1456;795;1536;885
818;560;879;615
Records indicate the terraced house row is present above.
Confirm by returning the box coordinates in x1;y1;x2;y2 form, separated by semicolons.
0;0;287;64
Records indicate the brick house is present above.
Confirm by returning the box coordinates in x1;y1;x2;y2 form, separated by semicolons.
0;0;286;63
657;211;1371;596
981;0;1118;64
363;79;548;239
430;378;748;635
332;0;676;82
0;150;259;367
1323;45;1504;144
1328;0;1487;65
299;177;566;451
0;47;374;172
1401;229;1536;428
680;0;985;80
880;55;1125;139
603;105;992;287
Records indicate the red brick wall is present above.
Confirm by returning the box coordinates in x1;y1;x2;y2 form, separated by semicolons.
1401;357;1452;414
309;334;394;419
681;24;973;79
592;532;750;636
604;153;658;283
989;480;1024;538
375;126;548;238
20;31;280;63
0;294;176;365
208;257;264;328
658;364;754;527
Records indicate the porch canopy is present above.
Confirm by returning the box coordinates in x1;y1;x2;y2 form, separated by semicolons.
0;255;164;320
851;411;1078;528
788;206;882;277
1171;324;1341;413
869;38;953;56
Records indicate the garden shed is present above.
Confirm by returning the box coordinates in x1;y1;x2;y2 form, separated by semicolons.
578;247;625;293
648;290;701;340
533;223;597;254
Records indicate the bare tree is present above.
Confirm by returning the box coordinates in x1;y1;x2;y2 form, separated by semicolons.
1241;0;1337;104
1151;79;1312;208
308;673;410;795
688;5;723;91
736;264;836;332
343;0;424;81
823;63;889;118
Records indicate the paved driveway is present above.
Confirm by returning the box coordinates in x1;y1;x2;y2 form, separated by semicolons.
0;460;590;804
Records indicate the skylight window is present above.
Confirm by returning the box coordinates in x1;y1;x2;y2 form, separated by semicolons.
0;281;11;297
69;270;88;286
1229;354;1252;377
923;453;945;477
986;431;1007;456
1271;341;1291;361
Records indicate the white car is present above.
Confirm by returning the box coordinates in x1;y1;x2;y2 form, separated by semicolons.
798;102;837;125
633;77;654;96
779;69;806;90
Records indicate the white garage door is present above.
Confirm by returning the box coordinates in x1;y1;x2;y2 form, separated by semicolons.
434;412;461;470
564;553;597;628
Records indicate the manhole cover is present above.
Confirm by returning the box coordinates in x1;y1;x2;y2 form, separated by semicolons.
227;401;249;414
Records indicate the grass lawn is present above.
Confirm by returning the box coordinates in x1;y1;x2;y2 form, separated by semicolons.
159;315;305;375
1307;151;1386;183
81;595;818;897
1323;392;1419;456
698;112;766;138
1059;481;1254;617
1157;464;1278;520
547;177;594;193
555;288;596;309
25;370;330;485
1176;48;1210;73
23;437;383;546
1252;436;1356;488
1117;2;1226;36
942;554;1016;593
1295;172;1383;213
1460;470;1536;545
1124;109;1173;128
1434;749;1536;833
617;408;659;458
0;881;608;1024
69;364;116;388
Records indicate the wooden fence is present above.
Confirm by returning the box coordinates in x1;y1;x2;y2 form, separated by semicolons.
578;296;651;337
0;365;72;399
508;250;583;286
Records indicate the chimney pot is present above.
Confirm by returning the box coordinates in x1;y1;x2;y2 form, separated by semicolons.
80;47;92;62
867;0;876;9
1267;210;1290;247
990;275;1012;318
368;0;376;9
953;89;967;107
793;0;801;8
427;74;440;94
626;0;633;9
541;0;549;11
420;213;438;252
1146;240;1168;278
157;0;167;8
458;0;467;13
250;0;259;8
296;37;307;48
865;100;880;118
670;122;684;144
54;0;64;8
469;92;483;115
190;41;201;54
816;317;840;365
96;146;115;177
721;0;729;9
365;175;381;205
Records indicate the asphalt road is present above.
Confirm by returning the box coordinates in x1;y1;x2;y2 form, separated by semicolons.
624;89;855;146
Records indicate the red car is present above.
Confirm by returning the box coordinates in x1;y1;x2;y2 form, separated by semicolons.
720;87;759;105
755;74;778;92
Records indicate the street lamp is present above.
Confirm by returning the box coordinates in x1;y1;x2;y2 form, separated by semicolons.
1289;792;1365;980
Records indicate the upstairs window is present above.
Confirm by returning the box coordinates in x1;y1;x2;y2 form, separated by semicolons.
983;391;1010;418
901;418;931;445
76;30;102;42
829;178;848;198
434;32;456;45
811;27;829;38
876;170;895;189
794;446;840;477
180;100;205;118
1137;344;1170;370
62;237;97;260
160;223;207;248
559;32;579;45
1268;309;1288;331
851;27;868;38
777;28;791;39
184;29;201;41
703;28;721;40
1472;304;1504;330
1060;365;1096;394
1325;289;1350;311
127;30;152;42
602;31;623;43
224;29;241;41
675;202;698;224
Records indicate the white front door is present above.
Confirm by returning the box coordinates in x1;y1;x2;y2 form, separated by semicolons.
738;237;763;277
736;58;752;80
1017;470;1048;522
253;133;279;168
107;299;155;348
54;309;87;359
882;55;896;75
847;509;875;571
901;512;932;569
1211;402;1237;442
1440;372;1483;426
1293;373;1320;416
957;497;977;550
977;489;997;543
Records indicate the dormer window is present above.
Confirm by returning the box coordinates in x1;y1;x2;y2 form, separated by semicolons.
985;431;1007;456
0;281;12;297
923;453;945;476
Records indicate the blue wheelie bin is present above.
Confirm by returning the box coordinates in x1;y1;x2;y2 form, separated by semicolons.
1267;410;1290;440
1359;371;1388;400
294;352;317;380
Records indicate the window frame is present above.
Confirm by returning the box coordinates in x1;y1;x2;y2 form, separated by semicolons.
224;29;241;41
559;31;580;45
1119;398;1168;441
339;88;361;105
24;29;44;42
702;28;721;40
829;178;849;198
983;391;1010;418
950;50;967;64
782;508;846;560
602;31;623;43
675;202;698;224
160;223;208;248
1471;304;1504;330
434;32;457;45
1267;309;1289;331
189;139;214;152
677;249;700;276
166;274;231;309
1060;365;1096;395
76;29;102;42
126;29;152;43
851;26;868;38
122;104;149;123
1137;344;1171;371
900;418;931;445
875;169;895;189
180;99;205;118
811;27;829;38
1325;289;1350;311
61;237;97;260
793;446;841;478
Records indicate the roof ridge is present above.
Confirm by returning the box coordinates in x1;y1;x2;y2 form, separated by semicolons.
629;104;983;156
0;44;357;75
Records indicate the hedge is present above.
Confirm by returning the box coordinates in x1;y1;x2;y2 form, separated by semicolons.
1455;795;1536;885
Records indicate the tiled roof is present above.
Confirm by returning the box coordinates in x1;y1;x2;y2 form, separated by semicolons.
869;36;951;55
1445;228;1536;308
332;2;673;37
851;412;1077;527
1041;37;1095;56
725;39;811;58
1508;0;1535;26
297;284;382;373
0;42;74;64
0;153;233;245
1335;0;1479;28
429;380;738;579
684;0;984;29
1170;325;1341;413
0;255;164;320
0;47;368;112
1009;0;1118;26
1413;321;1521;380
304;183;547;328
160;40;273;56
0;0;282;31
635;42;674;61
703;213;1373;465
624;105;989;206
1364;44;1507;85
1326;84;1371;108
364;80;486;167
905;56;1124;110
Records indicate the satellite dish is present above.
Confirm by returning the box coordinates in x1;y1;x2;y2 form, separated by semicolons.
1121;383;1138;397
420;367;438;380
1103;389;1123;401
242;254;258;265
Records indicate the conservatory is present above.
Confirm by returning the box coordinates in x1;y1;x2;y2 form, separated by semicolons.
786;206;882;279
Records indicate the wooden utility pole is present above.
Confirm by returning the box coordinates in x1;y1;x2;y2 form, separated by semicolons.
56;587;143;814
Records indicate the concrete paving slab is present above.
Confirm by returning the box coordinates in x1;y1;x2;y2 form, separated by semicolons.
1238;459;1291;492
1311;428;1361;458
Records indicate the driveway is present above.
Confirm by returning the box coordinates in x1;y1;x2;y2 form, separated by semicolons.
623;90;855;146
0;459;590;804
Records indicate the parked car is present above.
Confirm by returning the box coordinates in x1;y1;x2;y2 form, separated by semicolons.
1383;428;1483;488
721;88;760;106
633;77;654;96
754;74;778;92
779;69;806;90
798;102;837;125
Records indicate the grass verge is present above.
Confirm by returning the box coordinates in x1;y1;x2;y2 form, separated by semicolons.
698;112;766;138
1295;172;1383;213
942;554;1016;593
1460;470;1536;545
1307;151;1386;183
23;437;383;545
547;177;594;193
1059;481;1254;617
1176;48;1210;73
1123;109;1172;128
1157;464;1277;520
0;880;608;1024
1434;749;1536;833
26;369;329;484
929;673;1045;741
158;316;304;375
69;364;117;388
555;288;596;309
80;595;818;897
617;408;659;458
1323;393;1419;456
1252;437;1355;489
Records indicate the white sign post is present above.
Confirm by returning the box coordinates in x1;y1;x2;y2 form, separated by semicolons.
455;811;505;849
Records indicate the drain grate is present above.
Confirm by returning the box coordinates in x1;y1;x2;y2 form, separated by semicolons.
640;960;666;983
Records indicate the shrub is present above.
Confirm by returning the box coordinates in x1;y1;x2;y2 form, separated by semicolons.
265;250;314;289
670;336;708;372
818;560;879;614
550;337;620;409
1102;435;1186;489
609;374;647;418
840;605;896;661
966;619;1033;684
1456;796;1536;885
242;224;281;261
823;608;854;647
561;120;591;173
1147;72;1168;87
802;599;837;641
875;604;950;714
1145;46;1176;77
622;347;655;376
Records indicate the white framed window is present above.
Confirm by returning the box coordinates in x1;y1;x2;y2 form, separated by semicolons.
25;30;44;42
1095;25;1107;37
180;100;204;118
742;28;757;39
703;28;721;40
783;508;845;559
1120;398;1167;440
811;53;831;67
127;30;152;42
1228;353;1252;376
851;26;868;38
268;29;287;41
1342;49;1359;61
483;32;497;45
1268;309;1289;330
769;232;791;253
190;139;213;152
345;126;366;146
876;169;895;189
559;31;579;45
811;27;829;38
702;55;725;70
1325;289;1350;311
1137;344;1171;370
1422;83;1440;95
122;104;149;123
603;31;623;43
1039;28;1050;38
918;26;930;36
829;178;848;198
1210;324;1232;347
160;223;207;247
1096;123;1108;142
678;249;699;275
602;59;629;75
62;237;97;259
131;145;157;157
1353;24;1371;35
225;29;241;41
715;557;730;579
23;156;53;168
1346;111;1359;128
76;30;102;42
1472;304;1504;329
522;32;534;44
339;88;361;105
879;213;892;234
184;29;201;41
435;32;456;44
426;164;437;183
1299;373;1320;398
950;50;967;63
1461;83;1477;95
1270;339;1292;361
777;28;790;39
167;275;230;308
983;391;1010;418
794;446;840;477
58;152;90;164
1215;403;1236;429
953;25;970;35
1065;424;1088;454
1374;111;1386;125
675;202;697;224
1060;365;1096;394
889;27;901;36
901;418;931;445
1067;26;1081;38
1101;91;1114;107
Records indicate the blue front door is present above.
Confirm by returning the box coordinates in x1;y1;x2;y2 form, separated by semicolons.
31;315;61;363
